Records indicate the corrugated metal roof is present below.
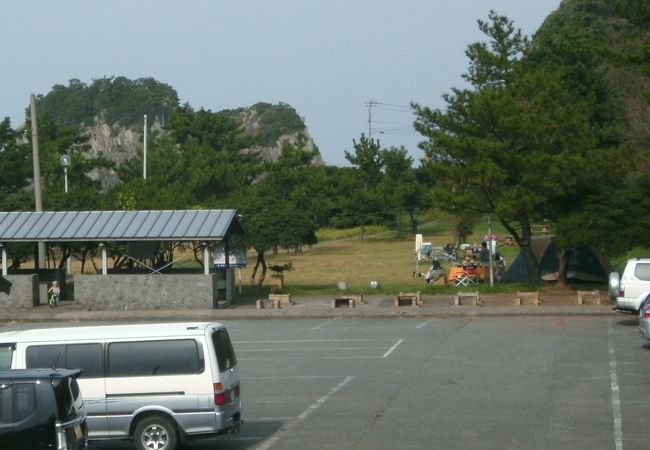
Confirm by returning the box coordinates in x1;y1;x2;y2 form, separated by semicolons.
0;210;244;242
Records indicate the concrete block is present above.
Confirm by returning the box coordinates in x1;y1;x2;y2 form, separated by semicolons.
455;291;480;306
339;293;365;304
395;291;422;307
576;290;600;305
332;297;355;308
268;293;294;305
515;291;540;305
256;299;281;309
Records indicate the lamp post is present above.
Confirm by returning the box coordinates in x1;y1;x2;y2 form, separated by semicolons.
59;154;71;193
59;154;71;274
143;114;147;181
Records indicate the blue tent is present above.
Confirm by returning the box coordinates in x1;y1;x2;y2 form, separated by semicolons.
502;236;612;283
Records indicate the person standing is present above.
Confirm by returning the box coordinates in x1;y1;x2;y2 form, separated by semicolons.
479;241;490;264
48;281;60;308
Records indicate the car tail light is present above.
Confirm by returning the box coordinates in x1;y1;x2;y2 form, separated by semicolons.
644;308;650;319
214;383;239;406
215;391;228;406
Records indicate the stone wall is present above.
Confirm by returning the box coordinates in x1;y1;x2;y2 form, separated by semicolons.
74;274;219;310
0;274;38;309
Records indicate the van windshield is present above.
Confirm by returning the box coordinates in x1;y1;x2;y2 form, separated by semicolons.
0;345;13;369
212;329;237;372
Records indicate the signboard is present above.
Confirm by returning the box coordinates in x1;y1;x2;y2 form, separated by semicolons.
213;245;247;268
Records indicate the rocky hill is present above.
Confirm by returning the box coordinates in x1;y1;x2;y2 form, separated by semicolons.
36;77;324;174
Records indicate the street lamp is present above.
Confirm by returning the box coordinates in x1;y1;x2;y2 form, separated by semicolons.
59;154;71;193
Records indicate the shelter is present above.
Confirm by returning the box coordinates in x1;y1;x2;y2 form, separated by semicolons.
0;210;245;310
502;236;612;283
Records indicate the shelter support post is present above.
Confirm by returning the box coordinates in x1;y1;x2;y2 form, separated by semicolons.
101;243;107;275
203;243;210;275
1;244;6;276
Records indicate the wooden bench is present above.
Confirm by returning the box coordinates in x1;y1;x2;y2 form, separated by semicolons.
454;291;480;306
515;291;541;305
395;291;422;307
576;290;601;305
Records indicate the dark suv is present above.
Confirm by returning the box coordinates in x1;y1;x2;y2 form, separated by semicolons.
0;368;88;450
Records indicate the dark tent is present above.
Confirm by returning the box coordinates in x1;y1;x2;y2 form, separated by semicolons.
502;236;613;283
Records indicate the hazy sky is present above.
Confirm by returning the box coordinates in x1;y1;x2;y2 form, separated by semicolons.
1;0;561;166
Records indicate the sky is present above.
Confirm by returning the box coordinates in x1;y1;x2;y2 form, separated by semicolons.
0;0;562;167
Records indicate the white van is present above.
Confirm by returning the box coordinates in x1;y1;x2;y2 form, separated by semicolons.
0;322;241;450
610;258;650;313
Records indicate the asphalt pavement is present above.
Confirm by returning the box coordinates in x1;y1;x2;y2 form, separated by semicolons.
0;289;618;323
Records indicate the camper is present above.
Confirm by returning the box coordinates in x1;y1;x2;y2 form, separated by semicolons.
0;322;242;450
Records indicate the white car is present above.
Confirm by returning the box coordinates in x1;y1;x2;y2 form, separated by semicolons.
638;292;650;339
609;258;650;313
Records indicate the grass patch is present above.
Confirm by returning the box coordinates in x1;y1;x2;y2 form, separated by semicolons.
317;225;388;242
238;216;547;296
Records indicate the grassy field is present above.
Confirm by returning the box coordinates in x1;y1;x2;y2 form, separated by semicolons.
238;217;539;296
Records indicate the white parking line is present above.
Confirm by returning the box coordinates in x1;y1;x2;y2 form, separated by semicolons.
608;318;623;450
235;339;388;344
382;339;403;358
416;319;433;329
256;376;354;450
310;319;335;330
241;375;344;380
239;355;387;361
238;346;390;352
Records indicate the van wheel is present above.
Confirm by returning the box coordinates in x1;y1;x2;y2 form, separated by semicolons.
134;415;178;450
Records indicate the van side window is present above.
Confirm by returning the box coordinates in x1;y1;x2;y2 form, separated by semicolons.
26;344;102;378
108;339;202;377
13;384;35;422
0;382;10;423
26;344;65;369
212;329;237;372
0;345;13;369
635;263;650;281
66;344;102;378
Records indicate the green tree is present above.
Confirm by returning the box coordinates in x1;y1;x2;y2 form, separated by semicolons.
344;135;384;241
379;146;429;235
0;118;31;210
413;11;625;282
237;139;319;287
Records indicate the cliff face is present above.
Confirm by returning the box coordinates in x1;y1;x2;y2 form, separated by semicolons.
238;106;324;166
81;104;323;188
85;105;323;167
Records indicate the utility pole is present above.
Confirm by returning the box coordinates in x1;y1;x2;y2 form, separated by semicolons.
30;94;47;303
365;100;378;138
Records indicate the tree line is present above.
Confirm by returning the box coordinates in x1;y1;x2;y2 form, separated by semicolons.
0;104;429;285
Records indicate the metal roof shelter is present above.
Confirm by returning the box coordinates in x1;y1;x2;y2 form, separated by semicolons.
0;210;245;276
0;210;244;242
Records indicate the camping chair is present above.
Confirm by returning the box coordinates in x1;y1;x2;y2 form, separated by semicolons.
449;266;466;286
463;265;479;285
455;272;470;287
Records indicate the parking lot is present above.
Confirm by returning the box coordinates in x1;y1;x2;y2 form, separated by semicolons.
207;316;649;450
4;315;649;450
